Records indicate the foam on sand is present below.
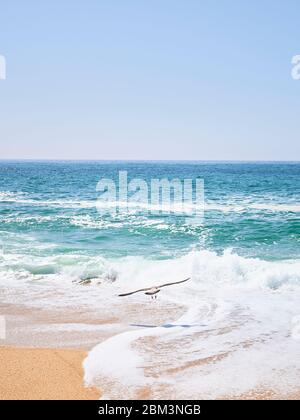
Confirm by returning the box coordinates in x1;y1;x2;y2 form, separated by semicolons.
83;250;300;399
1;244;300;398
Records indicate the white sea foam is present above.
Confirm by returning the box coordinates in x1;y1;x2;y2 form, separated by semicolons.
1;250;300;298
0;191;28;201
81;250;300;399
1;190;299;213
0;191;95;208
205;201;300;213
1;247;300;397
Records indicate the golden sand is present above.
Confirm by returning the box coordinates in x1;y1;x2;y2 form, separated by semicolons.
0;347;100;400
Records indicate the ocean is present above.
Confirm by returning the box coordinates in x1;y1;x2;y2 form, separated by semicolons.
0;161;299;398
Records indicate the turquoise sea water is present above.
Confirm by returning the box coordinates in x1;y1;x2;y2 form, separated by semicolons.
1;161;300;398
0;161;299;262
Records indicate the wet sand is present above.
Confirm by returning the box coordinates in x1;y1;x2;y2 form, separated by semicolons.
0;347;100;400
0;346;299;400
0;301;299;400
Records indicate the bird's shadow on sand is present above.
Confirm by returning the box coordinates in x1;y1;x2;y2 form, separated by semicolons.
131;323;200;329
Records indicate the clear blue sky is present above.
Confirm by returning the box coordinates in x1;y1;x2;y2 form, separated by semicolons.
0;0;300;160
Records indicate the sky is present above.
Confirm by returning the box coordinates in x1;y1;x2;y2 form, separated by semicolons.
0;0;300;160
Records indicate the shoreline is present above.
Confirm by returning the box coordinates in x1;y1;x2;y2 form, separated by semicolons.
1;346;299;400
0;346;100;400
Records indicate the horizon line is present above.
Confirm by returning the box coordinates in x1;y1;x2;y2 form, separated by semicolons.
0;159;299;163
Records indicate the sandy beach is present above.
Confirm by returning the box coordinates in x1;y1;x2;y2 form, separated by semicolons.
1;297;300;400
0;347;100;400
0;347;300;400
0;345;299;400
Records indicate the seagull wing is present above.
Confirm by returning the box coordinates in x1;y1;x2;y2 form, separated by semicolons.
118;286;153;297
158;277;190;289
118;278;191;297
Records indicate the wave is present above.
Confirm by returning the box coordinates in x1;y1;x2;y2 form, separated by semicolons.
1;249;300;291
0;191;28;201
206;202;300;213
1;191;299;213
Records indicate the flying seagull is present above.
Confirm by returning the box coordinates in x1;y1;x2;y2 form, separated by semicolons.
118;277;190;299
